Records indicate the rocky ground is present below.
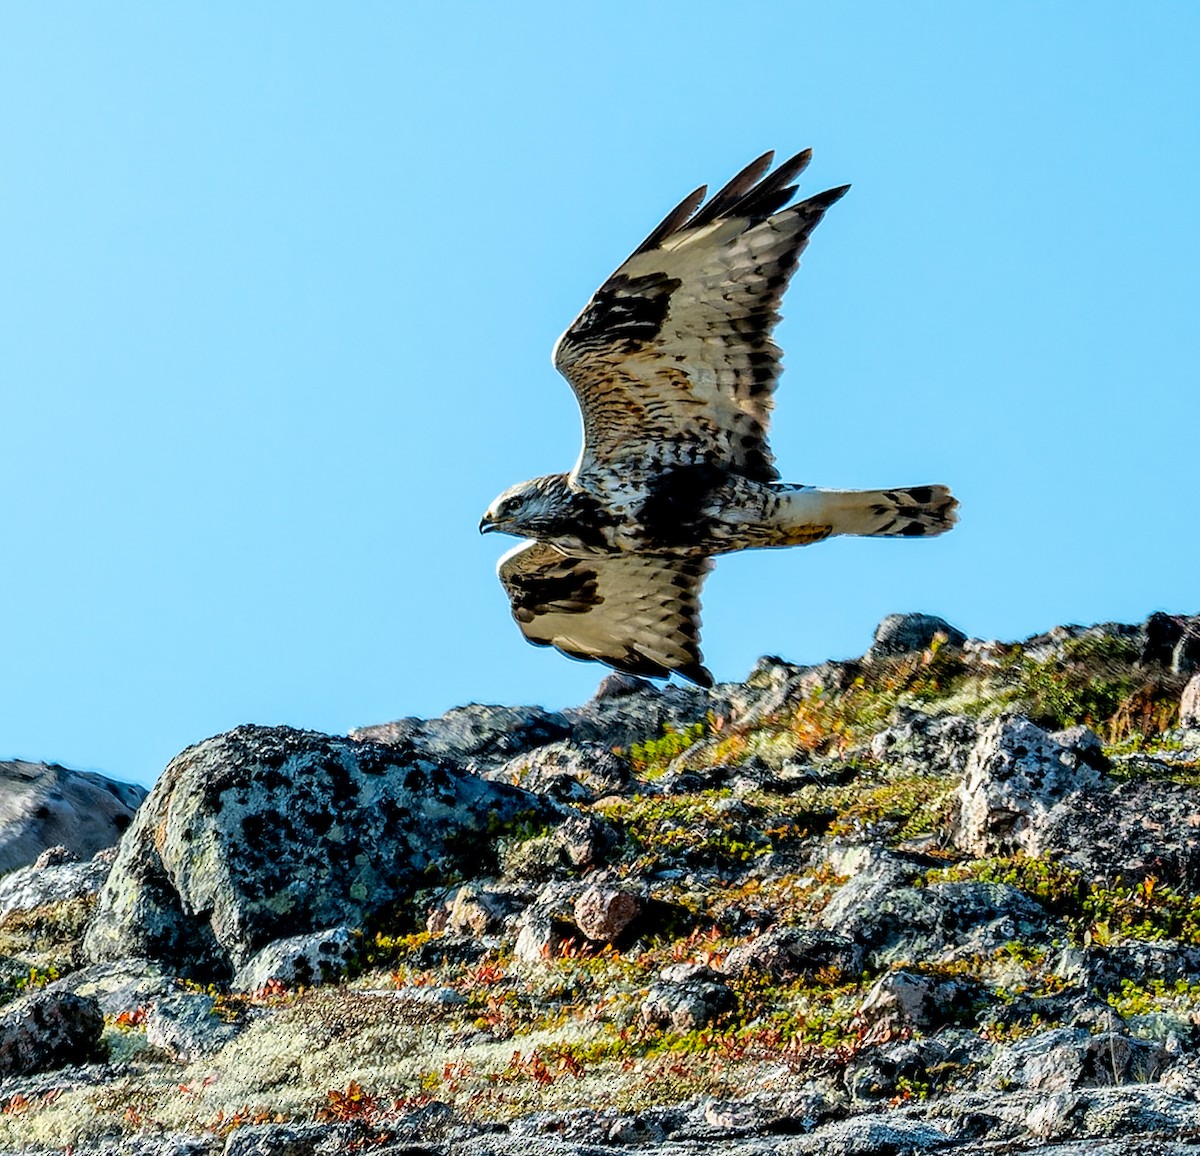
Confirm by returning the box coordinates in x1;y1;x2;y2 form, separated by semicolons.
3;611;1200;1155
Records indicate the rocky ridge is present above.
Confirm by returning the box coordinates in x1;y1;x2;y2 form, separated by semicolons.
1;611;1200;1154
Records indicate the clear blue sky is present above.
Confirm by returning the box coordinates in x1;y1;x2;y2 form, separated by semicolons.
3;3;1197;788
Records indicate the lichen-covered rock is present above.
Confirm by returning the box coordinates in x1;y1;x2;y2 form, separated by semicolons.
1035;778;1200;888
82;725;551;975
220;1123;337;1155
445;882;525;937
561;673;720;753
486;740;631;801
844;1037;952;1105
349;703;572;769
868;711;979;778
0;988;104;1075
230;926;358;993
826;876;1060;968
42;957;177;1018
143;992;242;1063
856;969;979;1036
501;814;616;882
867;612;967;660
720;925;861;982
513;882;581;963
0;847;113;924
1057;941;1200;994
640;962;735;1030
0;762;145;873
953;714;1103;857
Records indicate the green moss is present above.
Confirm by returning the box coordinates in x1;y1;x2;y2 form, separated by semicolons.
1106;976;1200;1017
1006;634;1181;741
629;722;707;778
927;855;1200;946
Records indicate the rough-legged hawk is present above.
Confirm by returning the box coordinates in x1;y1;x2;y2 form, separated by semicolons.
481;150;958;687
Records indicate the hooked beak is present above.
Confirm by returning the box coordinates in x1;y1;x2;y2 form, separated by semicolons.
479;514;497;535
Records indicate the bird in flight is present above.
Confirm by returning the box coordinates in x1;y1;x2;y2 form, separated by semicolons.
481;150;957;687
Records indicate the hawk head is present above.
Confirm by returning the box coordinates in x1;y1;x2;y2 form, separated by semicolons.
479;474;574;538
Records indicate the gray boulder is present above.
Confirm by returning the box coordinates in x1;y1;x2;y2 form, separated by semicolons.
0;761;145;873
83;725;551;976
953;715;1103;857
641;962;735;1031
1035;778;1200;888
43;957;177;1018
825;875;1060;968
720;925;862;982
0;846;112;922
0;988;104;1075
485;740;630;801
856;969;979;1036
231;926;358;992
143;991;242;1063
867;613;967;659
349;703;571;770
561;673;718;754
868;710;979;778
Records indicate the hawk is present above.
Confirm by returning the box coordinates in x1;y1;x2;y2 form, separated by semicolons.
481;150;958;688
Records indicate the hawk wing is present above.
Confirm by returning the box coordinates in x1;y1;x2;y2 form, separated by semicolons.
498;541;714;687
554;150;849;488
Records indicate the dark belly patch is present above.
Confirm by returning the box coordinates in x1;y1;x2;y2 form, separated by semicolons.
636;464;727;549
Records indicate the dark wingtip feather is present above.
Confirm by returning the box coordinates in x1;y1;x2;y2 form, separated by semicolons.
802;184;851;211
676;662;714;689
685;151;776;232
732;148;816;220
633;184;707;255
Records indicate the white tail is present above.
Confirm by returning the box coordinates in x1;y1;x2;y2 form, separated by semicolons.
778;484;959;541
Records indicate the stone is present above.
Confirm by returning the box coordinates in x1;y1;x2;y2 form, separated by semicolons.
0;846;113;922
561;674;720;754
0;761;145;873
856;969;978;1037
720;925;862;982
572;886;640;942
43;958;177;1018
446;883;524;937
231;926;358;993
826;877;1060;968
143;992;242;1062
221;1123;337;1155
0;989;104;1075
640;962;735;1031
1035;778;1200;889
952;714;1104;857
844;1037;951;1105
486;740;631;801
1182;674;1200;729
867;613;967;660
513;883;581;963
501;814;617;882
83;725;551;976
349;703;571;770
1139;611;1200;673
868;711;979;778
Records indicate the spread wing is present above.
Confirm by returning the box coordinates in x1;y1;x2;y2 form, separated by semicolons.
554;150;850;487
498;541;714;687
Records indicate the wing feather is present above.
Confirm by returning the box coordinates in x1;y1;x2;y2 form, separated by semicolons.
555;153;849;488
497;541;714;687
